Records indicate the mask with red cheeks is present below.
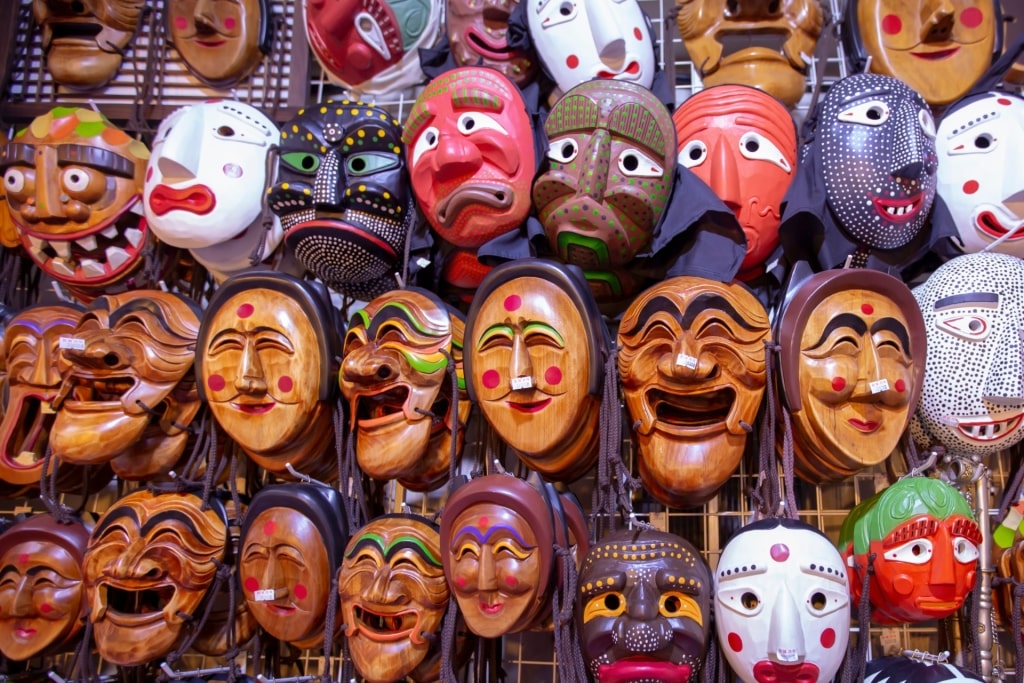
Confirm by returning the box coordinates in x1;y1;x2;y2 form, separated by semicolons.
403;67;536;250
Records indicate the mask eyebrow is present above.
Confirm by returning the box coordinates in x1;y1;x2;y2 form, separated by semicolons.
580;570;626;597
805;313;868;351
933;292;998;310
870;317;910;352
716;563;767;581
801;562;846;585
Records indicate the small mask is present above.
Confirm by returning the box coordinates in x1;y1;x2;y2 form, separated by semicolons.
812;73;938;252
578;528;712;682
0;514;90;661
843;0;999;107
0;107;151;301
465;259;607;482
716;518;850;683
49;290;203;481
32;0;145;90
340;287;467;490
533;79;674;304
911;252;1024;457
776;268;926;481
525;0;656;95
267;102;412;301
144;100;283;282
446;0;538;86
403;67;536;250
936;92;1024;257
238;483;349;650
840;476;980;624
339;514;449;683
305;0;443;95
0;304;83;489
864;656;984;682
166;0;272;88
617;277;770;507
83;489;228;666
673;85;797;280
196;272;340;480
676;0;824;109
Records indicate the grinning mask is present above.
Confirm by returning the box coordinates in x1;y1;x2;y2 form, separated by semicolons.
267;102;412;301
166;0;271;88
446;0;538;86
617;277;770;507
716;518;850;683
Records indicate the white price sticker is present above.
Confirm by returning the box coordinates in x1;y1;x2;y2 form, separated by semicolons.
510;376;533;391
253;589;276;602
58;336;86;350
676;353;698;370
869;379;890;394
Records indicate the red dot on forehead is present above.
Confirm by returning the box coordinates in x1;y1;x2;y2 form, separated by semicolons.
17;553;29;565
998;98;1012;106
263;520;277;535
237;303;254;318
770;543;790;562
503;294;521;312
861;303;873;315
479;516;489;529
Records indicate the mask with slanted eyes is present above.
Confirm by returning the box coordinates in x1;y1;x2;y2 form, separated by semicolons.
716;518;850;683
49;290;203;481
340;287;467;491
617;277;770;507
676;0;824;109
267;102;413;301
445;0;538;86
339;514;449;683
0;304;83;489
0;514;91;661
238;483;349;649
0;107;151;302
32;0;145;90
166;0;272;88
577;527;712;683
839;475;980;624
83;489;228;666
911;252;1024;457
465;259;607;482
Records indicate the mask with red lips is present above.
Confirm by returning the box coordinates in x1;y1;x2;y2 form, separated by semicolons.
446;0;538;86
166;0;271;88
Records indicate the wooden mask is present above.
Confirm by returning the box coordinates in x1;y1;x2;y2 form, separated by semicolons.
196;271;340;480
83;489;228;666
338;514;449;683
49;290;203;481
0;514;90;661
0;107;151;301
777;268;926;481
166;0;272;88
618;277;769;507
465;259;607;482
445;0;537;86
32;0;145;90
341;287;467;490
0;131;17;249
0;304;83;488
676;0;824;108
238;483;348;649
578;528;711;682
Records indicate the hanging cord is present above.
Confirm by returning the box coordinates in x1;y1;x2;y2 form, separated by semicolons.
439;594;461;683
1012;578;1024;683
968;565;983;673
753;341;783;518
552;546;587;683
335;394;369;535
778;408;799;520
319;574;340;683
264;9;288;119
39;444;72;524
702;630;721;683
847;553;875;683
249;146;280;267
0;247;41;310
128;2;160;137
158;559;231;678
68;616;100;683
441;348;461;487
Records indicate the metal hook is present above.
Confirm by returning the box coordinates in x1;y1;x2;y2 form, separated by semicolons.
901;648;949;664
159;662;234;680
901;449;938;480
285;462;329;488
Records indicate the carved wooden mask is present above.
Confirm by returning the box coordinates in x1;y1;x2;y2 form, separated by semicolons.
0;514;90;661
578;527;712;682
166;0;272;88
339;514;449;683
196;272;339;480
0;304;83;488
238;483;348;649
445;0;537;86
0;131;17;249
618;277;769;507
83;489;228;666
341;287;466;490
465;259;607;482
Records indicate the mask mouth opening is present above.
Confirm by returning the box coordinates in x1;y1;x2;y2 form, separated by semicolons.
48;21;104;41
648;387;735;428
104;583;176;623
67;375;136;403
717;32;790;60
352;604;418;638
1;392;55;467
355;385;410;423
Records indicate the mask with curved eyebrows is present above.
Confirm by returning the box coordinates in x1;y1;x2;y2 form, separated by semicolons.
0;304;83;489
166;0;270;88
267;102;413;301
0;107;151;302
716;518;850;683
578;527;712;682
617;277;770;507
338;514;450;683
839;476;980;624
911;252;1024;457
49;290;202;481
82;489;228;666
340;287;467;491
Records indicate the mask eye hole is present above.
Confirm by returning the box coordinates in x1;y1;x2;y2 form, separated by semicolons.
546;138;579;164
838;100;891;126
741;591;759;609
217;125;236;138
810;591;827;611
679;140;707;168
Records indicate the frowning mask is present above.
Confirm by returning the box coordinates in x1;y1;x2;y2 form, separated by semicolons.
166;0;271;88
617;277;770;507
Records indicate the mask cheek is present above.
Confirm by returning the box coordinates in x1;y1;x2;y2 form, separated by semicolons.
805;359;857;405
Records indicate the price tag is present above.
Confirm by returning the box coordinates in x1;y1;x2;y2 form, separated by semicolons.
253;589;276;602
869;378;890;394
58;336;85;350
676;353;698;369
510;376;533;391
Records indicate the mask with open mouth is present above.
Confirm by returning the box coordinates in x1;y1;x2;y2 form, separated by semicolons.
911;252;1024;458
617;277;770;507
339;514;450;683
83;489;229;666
446;0;538;86
0;304;83;489
166;0;272;88
340;287;467;490
49;290;203;481
0;107;152;303
32;0;145;90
